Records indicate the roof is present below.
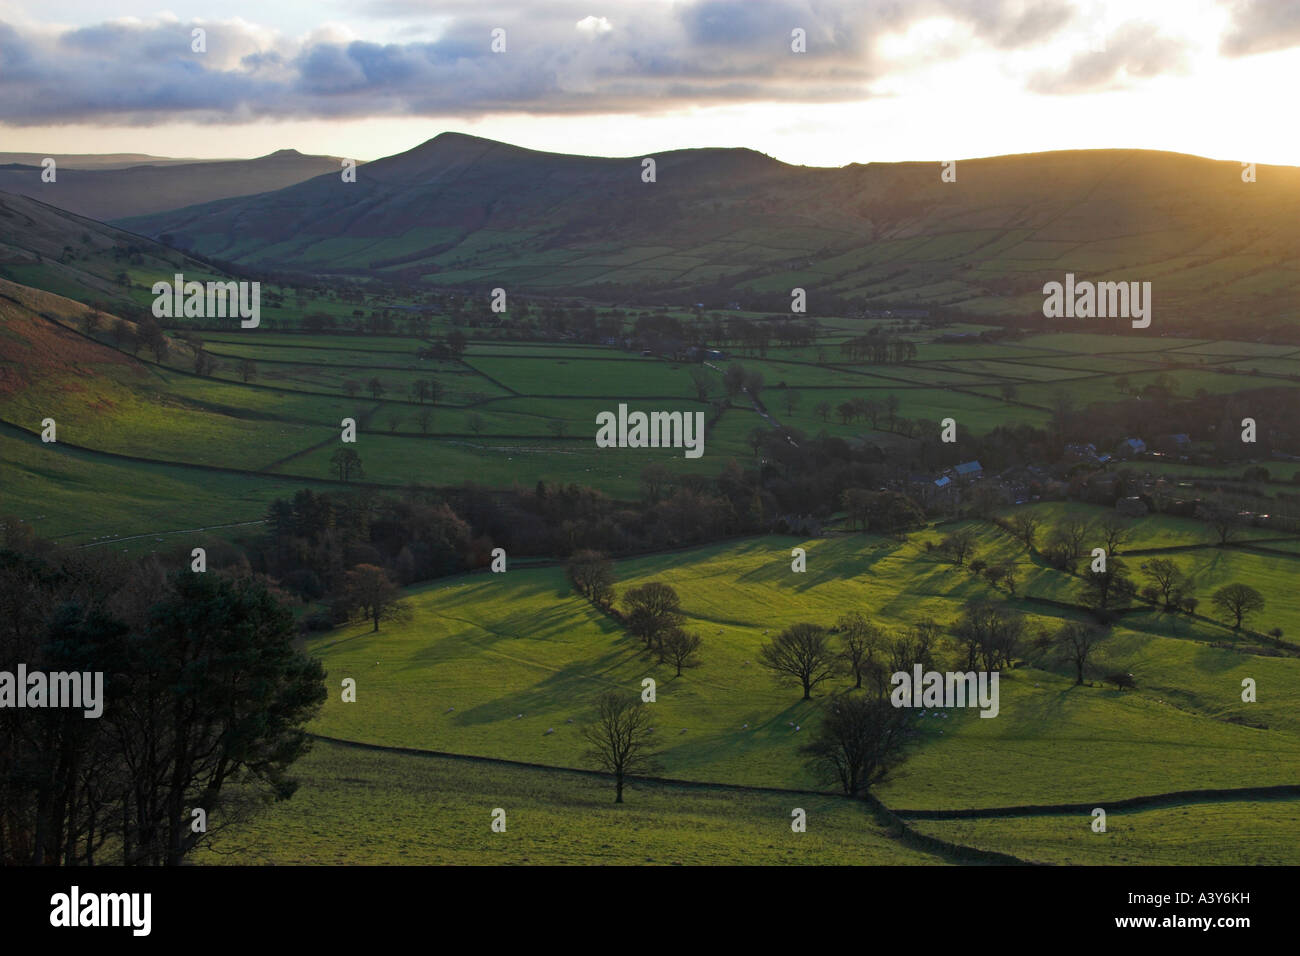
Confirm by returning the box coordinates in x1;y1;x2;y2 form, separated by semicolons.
954;460;983;475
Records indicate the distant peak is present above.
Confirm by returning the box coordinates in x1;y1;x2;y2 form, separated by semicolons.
263;148;303;158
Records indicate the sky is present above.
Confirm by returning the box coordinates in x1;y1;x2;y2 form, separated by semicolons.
1;0;1298;167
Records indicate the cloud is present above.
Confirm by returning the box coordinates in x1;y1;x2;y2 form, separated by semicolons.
0;0;1076;125
575;15;614;38
1219;0;1300;56
1028;19;1188;94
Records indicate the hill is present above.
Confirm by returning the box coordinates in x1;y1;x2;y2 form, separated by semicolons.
121;135;1300;336
0;153;231;170
0;189;239;309
0;149;348;220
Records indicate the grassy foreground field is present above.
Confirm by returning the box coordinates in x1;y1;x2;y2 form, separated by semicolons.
912;798;1300;865
198;739;945;866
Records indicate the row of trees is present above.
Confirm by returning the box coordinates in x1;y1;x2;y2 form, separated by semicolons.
838;335;918;364
576;590;1157;804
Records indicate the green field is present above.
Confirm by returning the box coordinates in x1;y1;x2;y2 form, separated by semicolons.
174;507;1300;864
7;273;1300;866
8;283;1298;545
199;739;946;866
912;799;1300;865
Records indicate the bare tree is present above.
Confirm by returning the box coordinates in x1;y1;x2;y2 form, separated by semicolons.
1140;558;1185;608
938;529;978;567
1097;513;1133;555
341;564;407;632
1010;512;1042;549
836;611;883;691
801;695;913;795
759;623;840;700
622;582;684;652
330;447;364;482
1060;516;1093;559
689;367;714;402
723;363;747;399
1054;621;1105;685
1198;503;1240;546
952;600;1023;671
582;691;659;803
566;550;615;608
1211;583;1265;629
660;627;703;676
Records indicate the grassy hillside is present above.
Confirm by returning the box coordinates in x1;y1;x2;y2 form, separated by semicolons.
0;190;232;310
298;524;1300;812
122;137;1300;336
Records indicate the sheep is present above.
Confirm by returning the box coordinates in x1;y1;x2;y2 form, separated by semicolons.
445;706;455;713
679;729;687;735
741;723;749;730
544;728;554;735
565;717;574;723
515;713;524;719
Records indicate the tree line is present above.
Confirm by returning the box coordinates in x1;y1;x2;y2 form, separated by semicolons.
0;544;325;865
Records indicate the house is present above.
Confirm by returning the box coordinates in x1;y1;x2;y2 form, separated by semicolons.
954;460;983;480
1115;438;1146;459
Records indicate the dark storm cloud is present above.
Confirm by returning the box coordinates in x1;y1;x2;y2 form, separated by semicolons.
1027;20;1188;94
0;0;1077;125
1219;0;1300;56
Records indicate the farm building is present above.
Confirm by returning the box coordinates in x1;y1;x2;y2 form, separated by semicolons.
1115;438;1147;458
